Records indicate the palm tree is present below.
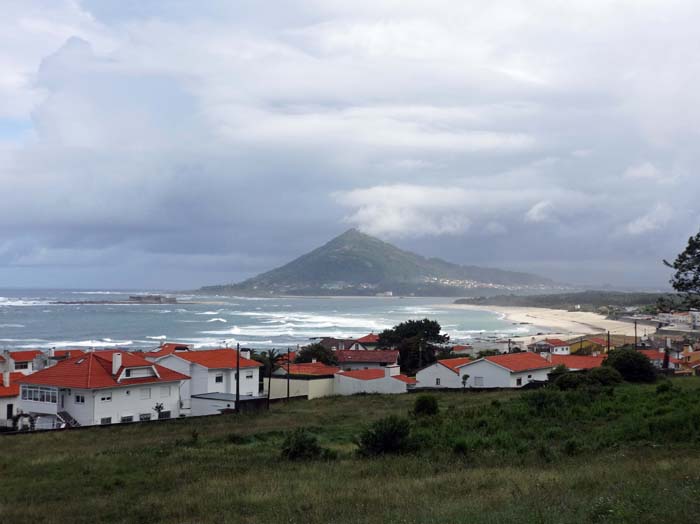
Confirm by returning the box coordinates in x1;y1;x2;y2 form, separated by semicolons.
264;349;283;410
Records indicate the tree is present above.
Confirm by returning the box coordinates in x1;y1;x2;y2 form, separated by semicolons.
378;319;449;375
663;230;700;310
295;343;338;366
604;348;657;383
461;374;469;389
262;349;284;409
476;349;500;359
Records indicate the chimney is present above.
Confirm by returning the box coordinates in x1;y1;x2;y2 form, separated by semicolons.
240;350;251;360
311;358;317;364
112;352;122;376
49;347;55;358
2;371;9;388
385;364;400;377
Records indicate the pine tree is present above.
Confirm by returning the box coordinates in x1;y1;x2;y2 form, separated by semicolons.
664;230;700;310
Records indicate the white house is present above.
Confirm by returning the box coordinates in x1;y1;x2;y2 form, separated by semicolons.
0;371;23;428
415;357;473;389
269;362;340;400
334;365;416;395
16;351;189;429
638;349;682;370
1;350;44;375
156;349;262;415
457;353;554;388
527;338;571;356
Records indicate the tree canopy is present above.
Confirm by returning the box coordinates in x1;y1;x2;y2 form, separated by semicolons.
663;229;700;310
295;343;338;366
378;319;449;375
604;349;656;383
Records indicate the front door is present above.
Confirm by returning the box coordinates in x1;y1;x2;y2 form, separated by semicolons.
6;403;13;420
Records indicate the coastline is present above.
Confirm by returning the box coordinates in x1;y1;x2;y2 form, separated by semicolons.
446;304;654;341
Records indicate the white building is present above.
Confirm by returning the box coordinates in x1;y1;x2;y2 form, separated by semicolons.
0;371;23;428
16;351;189;429
457;353;554;388
415;357;473;389
156;349;262;415
335;350;400;371
527;338;571;356
334;365;416;395
269;362;339;400
1;350;44;376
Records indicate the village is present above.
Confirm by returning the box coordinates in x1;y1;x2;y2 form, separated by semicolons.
2;316;699;433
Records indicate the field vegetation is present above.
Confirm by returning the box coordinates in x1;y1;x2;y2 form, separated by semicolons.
2;380;700;523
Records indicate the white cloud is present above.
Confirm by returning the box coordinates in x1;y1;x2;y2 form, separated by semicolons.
525;201;555;223
623;204;673;235
624;162;661;179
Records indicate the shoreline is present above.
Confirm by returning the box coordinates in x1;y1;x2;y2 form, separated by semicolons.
446;304;654;342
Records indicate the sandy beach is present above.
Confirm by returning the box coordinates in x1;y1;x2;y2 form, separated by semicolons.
447;304;655;342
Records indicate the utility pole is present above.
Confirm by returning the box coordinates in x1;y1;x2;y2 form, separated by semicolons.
508;338;512;353
286;347;290;403
634;320;638;350
236;343;240;413
607;331;610;353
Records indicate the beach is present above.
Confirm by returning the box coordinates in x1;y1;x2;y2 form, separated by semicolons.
447;304;655;342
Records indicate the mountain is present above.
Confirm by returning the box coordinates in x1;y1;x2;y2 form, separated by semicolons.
200;229;557;296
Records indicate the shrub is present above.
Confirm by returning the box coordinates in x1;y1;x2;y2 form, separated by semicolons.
281;429;332;461
548;364;569;382
358;416;413;456
413;395;439;417
604;349;657;383
453;438;469;456
554;372;589;391
588;366;623;387
656;380;674;394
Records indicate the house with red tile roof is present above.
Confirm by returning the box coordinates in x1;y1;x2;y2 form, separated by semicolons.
355;333;381;350
334;364;417;395
16;351;189;429
549;355;606;371
156;349;263;415
142;342;193;361
1;371;25;427
637;349;682;370
415;357;473;389
269;361;340;400
527;338;571;356
457;352;554;388
1;349;44;375
335;350;399;371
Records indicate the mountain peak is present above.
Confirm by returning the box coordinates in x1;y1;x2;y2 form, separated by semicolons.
201;230;555;296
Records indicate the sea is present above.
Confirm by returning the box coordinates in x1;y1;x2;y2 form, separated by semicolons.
0;289;543;351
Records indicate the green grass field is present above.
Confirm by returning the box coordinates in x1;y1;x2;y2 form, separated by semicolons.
2;381;700;523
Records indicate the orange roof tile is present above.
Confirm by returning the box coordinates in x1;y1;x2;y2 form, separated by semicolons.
335;350;398;364
18;351;189;390
543;339;569;347
393;374;417;384
282;362;340;376
337;369;386;380
172;349;262;369
438;357;473;373
0;372;24;398
356;333;380;344
9;350;43;362
550;355;605;370
53;349;86;359
144;342;193;359
483;353;553;372
638;349;681;364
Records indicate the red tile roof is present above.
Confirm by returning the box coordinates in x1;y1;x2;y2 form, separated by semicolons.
550;355;605;370
587;337;609;347
483;353;553;372
18;351;189;390
543;339;569;347
9;350;43;362
438;357;473;373
0;372;24;398
335;350;399;364
144;342;193;359
452;345;473;352
337;369;385;380
170;349;262;369
53;349;86;359
638;350;681;364
392;374;417;384
356;333;380;344
281;362;340;376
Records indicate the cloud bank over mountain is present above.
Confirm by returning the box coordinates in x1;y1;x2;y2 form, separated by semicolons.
1;1;699;288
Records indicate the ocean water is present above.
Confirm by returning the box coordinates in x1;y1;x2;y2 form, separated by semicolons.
0;289;540;351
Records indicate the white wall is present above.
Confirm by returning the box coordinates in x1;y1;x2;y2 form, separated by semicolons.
190;397;236;417
415;363;463;389
339;362;389;371
334;375;407;395
458;360;552;388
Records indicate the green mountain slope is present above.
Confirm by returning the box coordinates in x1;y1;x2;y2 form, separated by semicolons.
201;229;556;296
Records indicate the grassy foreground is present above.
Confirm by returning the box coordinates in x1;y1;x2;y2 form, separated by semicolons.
1;382;700;523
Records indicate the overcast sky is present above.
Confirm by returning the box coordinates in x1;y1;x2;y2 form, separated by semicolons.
1;1;698;290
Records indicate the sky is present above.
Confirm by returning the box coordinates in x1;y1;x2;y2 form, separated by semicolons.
1;0;699;290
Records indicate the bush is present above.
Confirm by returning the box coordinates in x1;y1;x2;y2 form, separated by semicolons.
656;380;675;394
281;429;333;461
588;366;623;387
554;372;589;391
604;349;657;383
413;395;439;417
453;439;470;456
358;416;413;456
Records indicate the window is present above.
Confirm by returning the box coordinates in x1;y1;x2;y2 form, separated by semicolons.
215;374;224;383
15;362;29;370
75;394;85;404
435;378;441;386
100;417;112;425
140;388;151;400
100;392;112;402
158;411;171;420
160;386;170;398
527;374;532;379
124;369;131;378
516;378;523;386
139;413;151;422
474;377;484;387
245;372;254;379
120;415;133;423
20;385;57;403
